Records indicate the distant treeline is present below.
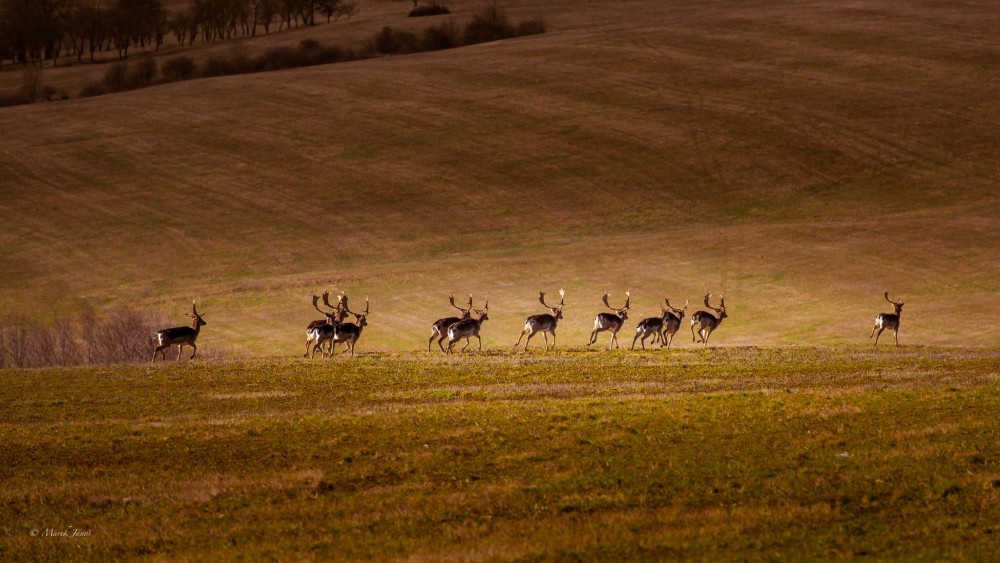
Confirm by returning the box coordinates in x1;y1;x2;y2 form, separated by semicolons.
4;6;544;103
0;0;357;68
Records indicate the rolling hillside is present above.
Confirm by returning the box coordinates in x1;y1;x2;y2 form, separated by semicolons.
1;0;998;354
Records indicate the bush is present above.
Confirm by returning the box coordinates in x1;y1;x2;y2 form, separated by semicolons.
162;56;197;82
409;3;450;17
0;91;29;107
128;58;158;88
369;26;421;55
102;61;131;92
201;55;236;78
78;82;107;98
0;308;185;368
254;46;304;72
464;5;515;45
422;18;462;51
517;17;547;36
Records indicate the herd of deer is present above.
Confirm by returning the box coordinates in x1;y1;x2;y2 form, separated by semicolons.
150;291;905;361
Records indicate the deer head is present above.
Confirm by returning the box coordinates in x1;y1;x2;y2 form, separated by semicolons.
703;293;727;319
884;291;904;314
603;291;630;320
664;298;688;319
539;289;565;320
450;294;474;320
186;301;207;327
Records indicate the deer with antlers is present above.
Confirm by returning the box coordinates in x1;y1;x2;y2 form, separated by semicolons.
870;291;904;346
428;294;474;353
632;297;688;350
151;302;207;361
331;297;370;357
588;291;630;350
690;293;727;346
446;299;489;354
515;289;565;352
304;291;348;358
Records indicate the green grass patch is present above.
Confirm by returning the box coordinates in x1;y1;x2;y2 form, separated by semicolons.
2;347;998;559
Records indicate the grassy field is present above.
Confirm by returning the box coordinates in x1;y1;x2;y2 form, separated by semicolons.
0;0;998;354
2;347;999;559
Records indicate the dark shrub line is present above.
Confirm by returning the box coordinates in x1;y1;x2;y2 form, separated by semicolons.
74;6;546;100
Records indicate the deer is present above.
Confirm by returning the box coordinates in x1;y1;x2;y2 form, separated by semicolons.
332;297;370;357
514;289;565;352
588;291;630;350
659;298;688;349
304;291;348;358
446;299;489;354
870;291;904;346
428;294;474;353
632;297;688;350
690;293;727;346
152;301;206;361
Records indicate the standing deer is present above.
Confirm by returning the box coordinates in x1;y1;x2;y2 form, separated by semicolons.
589;291;630;350
659;298;688;349
631;297;687;350
515;289;565;352
870;291;904;346
428;294;473;352
690;293;727;346
305;291;348;358
152;301;207;361
332;297;370;357
446;299;489;354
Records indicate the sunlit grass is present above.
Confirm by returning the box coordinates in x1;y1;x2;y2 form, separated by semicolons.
2;346;998;559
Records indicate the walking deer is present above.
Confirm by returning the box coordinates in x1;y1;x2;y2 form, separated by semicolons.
428;294;473;352
589;291;630;349
305;291;348;358
332;297;370;357
870;291;904;346
446;299;489;354
152;302;206;361
515;289;565;352
690;293;727;346
632;298;688;350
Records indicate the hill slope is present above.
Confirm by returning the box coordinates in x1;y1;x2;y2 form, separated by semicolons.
1;0;998;353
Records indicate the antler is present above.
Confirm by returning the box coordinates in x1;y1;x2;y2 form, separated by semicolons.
189;301;201;318
624;291;631;310
312;295;324;315
703;293;712;308
539;291;550;308
719;295;726;311
362;297;369;315
884;291;903;306
602;292;613;310
558;288;565;306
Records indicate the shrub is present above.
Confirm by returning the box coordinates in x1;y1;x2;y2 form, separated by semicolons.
369;26;421;55
78;82;107;98
409;3;450;17
254;46;304;71
102;61;131;92
517;17;547;36
0;92;29;108
464;5;515;45
201;55;235;78
162;56;197;82
422;18;462;51
128;58;158;88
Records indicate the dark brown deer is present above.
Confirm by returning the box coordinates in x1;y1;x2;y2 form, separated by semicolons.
304;291;348;357
589;291;630;350
332;297;370;357
428;294;473;353
659;298;688;349
152;302;206;361
690;293;727;346
515;289;565;352
446;299;489;354
870;291;904;346
631;297;687;350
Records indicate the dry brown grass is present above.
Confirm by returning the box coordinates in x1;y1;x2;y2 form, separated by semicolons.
0;0;997;354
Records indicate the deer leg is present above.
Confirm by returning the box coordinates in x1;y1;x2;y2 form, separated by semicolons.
476;334;482;351
515;329;528;350
304;338;312;358
893;328;899;346
550;331;556;350
874;327;885;346
631;331;641;350
189;342;197;359
461;337;471;351
869;323;878;338
542;332;549;350
665;332;674;350
691;324;698;342
429;328;439;353
523;331;535;352
437;335;448;353
703;329;712;347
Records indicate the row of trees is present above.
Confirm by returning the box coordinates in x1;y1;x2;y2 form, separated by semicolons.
0;0;357;68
